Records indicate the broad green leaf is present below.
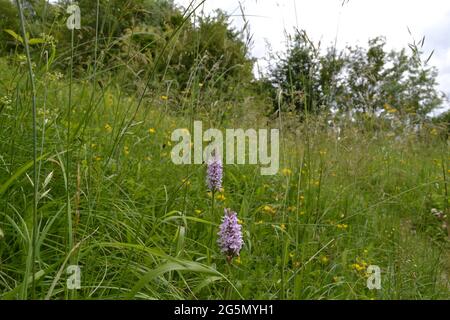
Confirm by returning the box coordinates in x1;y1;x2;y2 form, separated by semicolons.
127;261;222;299
4;29;23;44
29;38;46;45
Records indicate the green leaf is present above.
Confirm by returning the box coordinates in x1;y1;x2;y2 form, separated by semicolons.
96;242;242;299
1;269;46;300
127;261;222;299
4;29;23;44
425;50;434;64
29;38;46;45
193;276;223;294
0;153;49;196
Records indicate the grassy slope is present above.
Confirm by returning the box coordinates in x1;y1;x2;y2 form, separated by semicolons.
0;57;449;299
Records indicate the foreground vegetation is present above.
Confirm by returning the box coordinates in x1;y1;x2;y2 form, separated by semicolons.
1;55;449;299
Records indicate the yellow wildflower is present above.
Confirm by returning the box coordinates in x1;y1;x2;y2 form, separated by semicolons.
351;258;368;273
160;95;168;101
351;263;365;272
262;205;276;215
336;223;348;230
148;128;156;134
216;193;226;201
104;124;112;133
281;168;292;176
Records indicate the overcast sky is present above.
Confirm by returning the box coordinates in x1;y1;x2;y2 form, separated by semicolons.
176;0;450;113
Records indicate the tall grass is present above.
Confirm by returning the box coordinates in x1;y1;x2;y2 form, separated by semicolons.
15;0;38;299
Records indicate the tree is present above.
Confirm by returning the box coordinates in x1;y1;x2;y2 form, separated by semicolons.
344;37;386;114
0;0;20;53
269;30;323;115
168;10;254;89
269;30;444;121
